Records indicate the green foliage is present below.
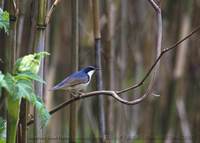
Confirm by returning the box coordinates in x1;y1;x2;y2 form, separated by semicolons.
15;72;46;84
1;73;15;96
15;52;50;74
0;52;50;127
0;117;6;143
0;8;9;34
15;79;50;126
0;52;50;143
28;95;50;127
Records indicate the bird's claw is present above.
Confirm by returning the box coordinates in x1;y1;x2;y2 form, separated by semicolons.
70;90;84;98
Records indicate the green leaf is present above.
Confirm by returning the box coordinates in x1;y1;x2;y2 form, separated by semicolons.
15;72;46;84
0;8;9;34
1;73;15;96
15;80;33;99
14;73;50;127
24;93;50;127
14;52;50;74
35;97;50;127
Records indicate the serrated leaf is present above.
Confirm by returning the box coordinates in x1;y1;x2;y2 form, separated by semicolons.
24;93;50;127
35;99;50;127
15;72;46;84
15;80;33;99
34;52;50;60
0;8;9;34
14;52;50;74
1;73;15;95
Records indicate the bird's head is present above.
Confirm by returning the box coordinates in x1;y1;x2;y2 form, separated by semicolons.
83;66;98;78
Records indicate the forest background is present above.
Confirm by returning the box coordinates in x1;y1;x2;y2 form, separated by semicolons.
0;0;200;143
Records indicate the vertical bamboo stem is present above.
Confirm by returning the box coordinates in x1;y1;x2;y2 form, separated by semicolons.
104;0;115;141
34;0;47;143
92;0;105;142
69;0;79;142
17;1;29;142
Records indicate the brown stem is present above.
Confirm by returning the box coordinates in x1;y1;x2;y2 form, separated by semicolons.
45;0;60;25
92;0;105;140
69;0;79;142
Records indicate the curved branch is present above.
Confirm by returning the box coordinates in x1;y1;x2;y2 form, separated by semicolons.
27;24;200;126
118;0;162;96
27;90;152;126
45;0;61;25
117;25;200;94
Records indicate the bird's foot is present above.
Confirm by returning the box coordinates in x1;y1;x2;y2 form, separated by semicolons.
70;90;83;98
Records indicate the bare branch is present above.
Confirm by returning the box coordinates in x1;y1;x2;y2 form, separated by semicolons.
27;90;153;126
148;0;161;12
118;0;162;96
45;0;61;25
12;0;18;15
119;24;200;95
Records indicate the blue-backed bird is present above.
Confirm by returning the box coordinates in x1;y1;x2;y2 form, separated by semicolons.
51;66;97;95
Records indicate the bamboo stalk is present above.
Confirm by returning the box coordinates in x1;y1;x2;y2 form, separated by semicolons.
34;0;47;142
17;0;29;142
92;0;105;142
69;0;79;142
174;14;192;143
104;0;115;141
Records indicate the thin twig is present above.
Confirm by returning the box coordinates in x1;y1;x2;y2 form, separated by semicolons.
12;0;17;14
45;0;61;25
118;23;200;94
118;0;162;95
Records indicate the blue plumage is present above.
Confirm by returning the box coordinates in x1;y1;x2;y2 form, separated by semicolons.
51;66;96;91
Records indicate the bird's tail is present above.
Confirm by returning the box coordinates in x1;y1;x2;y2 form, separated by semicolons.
49;85;60;91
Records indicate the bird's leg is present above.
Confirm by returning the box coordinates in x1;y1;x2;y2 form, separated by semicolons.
70;89;80;98
77;90;84;96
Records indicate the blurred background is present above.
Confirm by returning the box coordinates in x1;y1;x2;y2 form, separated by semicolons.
0;0;200;143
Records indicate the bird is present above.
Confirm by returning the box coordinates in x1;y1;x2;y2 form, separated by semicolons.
51;66;97;94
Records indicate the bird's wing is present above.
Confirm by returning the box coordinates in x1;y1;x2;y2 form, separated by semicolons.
51;71;89;90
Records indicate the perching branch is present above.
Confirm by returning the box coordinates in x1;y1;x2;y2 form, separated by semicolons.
45;0;61;25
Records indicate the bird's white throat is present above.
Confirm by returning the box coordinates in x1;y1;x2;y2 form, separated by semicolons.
87;70;95;79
